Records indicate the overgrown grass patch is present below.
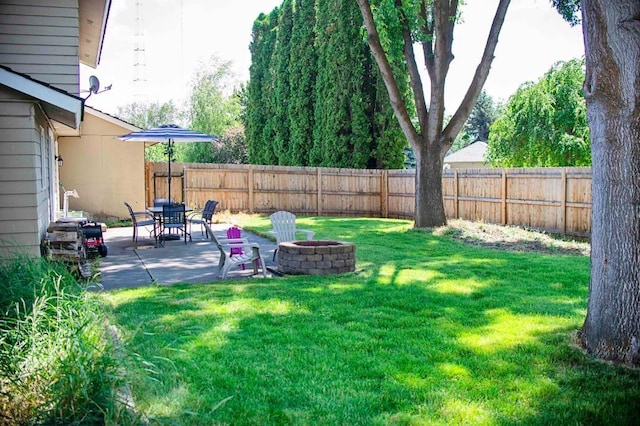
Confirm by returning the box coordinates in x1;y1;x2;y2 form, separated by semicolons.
0;254;141;424
102;217;640;425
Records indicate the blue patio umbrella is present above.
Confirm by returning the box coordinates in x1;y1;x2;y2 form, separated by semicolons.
118;124;218;203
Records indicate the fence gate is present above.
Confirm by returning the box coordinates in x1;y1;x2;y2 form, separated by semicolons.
148;170;184;205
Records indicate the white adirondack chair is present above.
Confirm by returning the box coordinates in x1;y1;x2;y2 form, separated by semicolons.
268;211;315;261
203;222;267;280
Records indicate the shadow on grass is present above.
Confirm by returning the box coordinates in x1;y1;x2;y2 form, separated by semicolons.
103;223;638;425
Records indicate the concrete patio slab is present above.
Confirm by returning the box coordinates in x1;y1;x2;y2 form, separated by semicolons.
97;224;277;290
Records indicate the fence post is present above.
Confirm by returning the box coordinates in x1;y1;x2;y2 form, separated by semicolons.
145;162;152;207
501;169;507;225
317;168;323;216
381;170;389;218
453;170;459;219
248;165;254;214
182;166;187;206
560;168;567;235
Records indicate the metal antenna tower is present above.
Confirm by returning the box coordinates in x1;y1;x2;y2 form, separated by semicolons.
133;0;148;101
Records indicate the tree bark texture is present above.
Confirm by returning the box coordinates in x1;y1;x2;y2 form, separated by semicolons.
414;142;447;228
580;0;640;366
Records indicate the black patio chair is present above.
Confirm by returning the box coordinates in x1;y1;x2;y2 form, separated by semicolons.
124;201;156;243
188;200;219;238
160;203;189;244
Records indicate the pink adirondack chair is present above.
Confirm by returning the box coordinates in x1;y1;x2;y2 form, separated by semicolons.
226;226;246;270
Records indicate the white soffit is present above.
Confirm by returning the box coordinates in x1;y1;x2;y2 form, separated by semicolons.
79;0;112;67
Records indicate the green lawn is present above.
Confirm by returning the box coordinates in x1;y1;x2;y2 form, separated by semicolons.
101;217;640;425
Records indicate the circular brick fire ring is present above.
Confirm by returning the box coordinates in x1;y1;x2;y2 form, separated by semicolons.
277;240;356;275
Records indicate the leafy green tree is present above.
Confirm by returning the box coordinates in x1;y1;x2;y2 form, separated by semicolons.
177;56;241;163
486;58;589;167
552;0;640;366
356;0;511;227
210;126;248;164
117;100;180;129
450;129;472;153
116;100;180;161
445;112;469;154
236;83;248;126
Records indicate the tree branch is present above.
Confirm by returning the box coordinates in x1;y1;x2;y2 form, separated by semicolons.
443;0;511;149
356;0;420;147
427;0;458;143
420;2;435;78
396;1;428;136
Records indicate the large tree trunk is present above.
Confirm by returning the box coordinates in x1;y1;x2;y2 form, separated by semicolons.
414;142;447;228
356;0;510;229
579;0;640;366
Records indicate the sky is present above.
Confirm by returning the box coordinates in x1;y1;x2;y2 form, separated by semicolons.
81;0;585;116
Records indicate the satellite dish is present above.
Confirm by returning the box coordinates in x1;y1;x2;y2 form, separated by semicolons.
83;75;111;99
89;75;100;94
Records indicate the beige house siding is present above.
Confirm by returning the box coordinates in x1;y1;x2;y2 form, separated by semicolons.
0;0;80;95
0;87;54;257
59;109;143;221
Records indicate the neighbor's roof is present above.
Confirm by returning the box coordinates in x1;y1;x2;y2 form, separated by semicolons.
85;105;140;132
444;141;488;163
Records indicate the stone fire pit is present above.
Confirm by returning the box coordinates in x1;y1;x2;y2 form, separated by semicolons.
277;240;356;275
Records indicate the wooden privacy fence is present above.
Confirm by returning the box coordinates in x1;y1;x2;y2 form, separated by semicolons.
146;163;592;237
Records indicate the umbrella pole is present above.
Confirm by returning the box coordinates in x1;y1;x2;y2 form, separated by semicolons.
163;139;182;241
167;139;173;203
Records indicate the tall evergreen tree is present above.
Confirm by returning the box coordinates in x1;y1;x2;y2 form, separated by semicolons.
311;0;373;168
370;61;407;169
272;0;294;164
246;9;279;164
465;90;498;143
451;90;498;152
260;9;281;165
287;0;317;166
247;0;408;169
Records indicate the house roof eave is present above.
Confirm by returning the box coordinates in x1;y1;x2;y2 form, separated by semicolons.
79;0;113;68
85;106;141;132
0;66;84;129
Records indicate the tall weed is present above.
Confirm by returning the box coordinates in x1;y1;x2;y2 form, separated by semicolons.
0;255;140;424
